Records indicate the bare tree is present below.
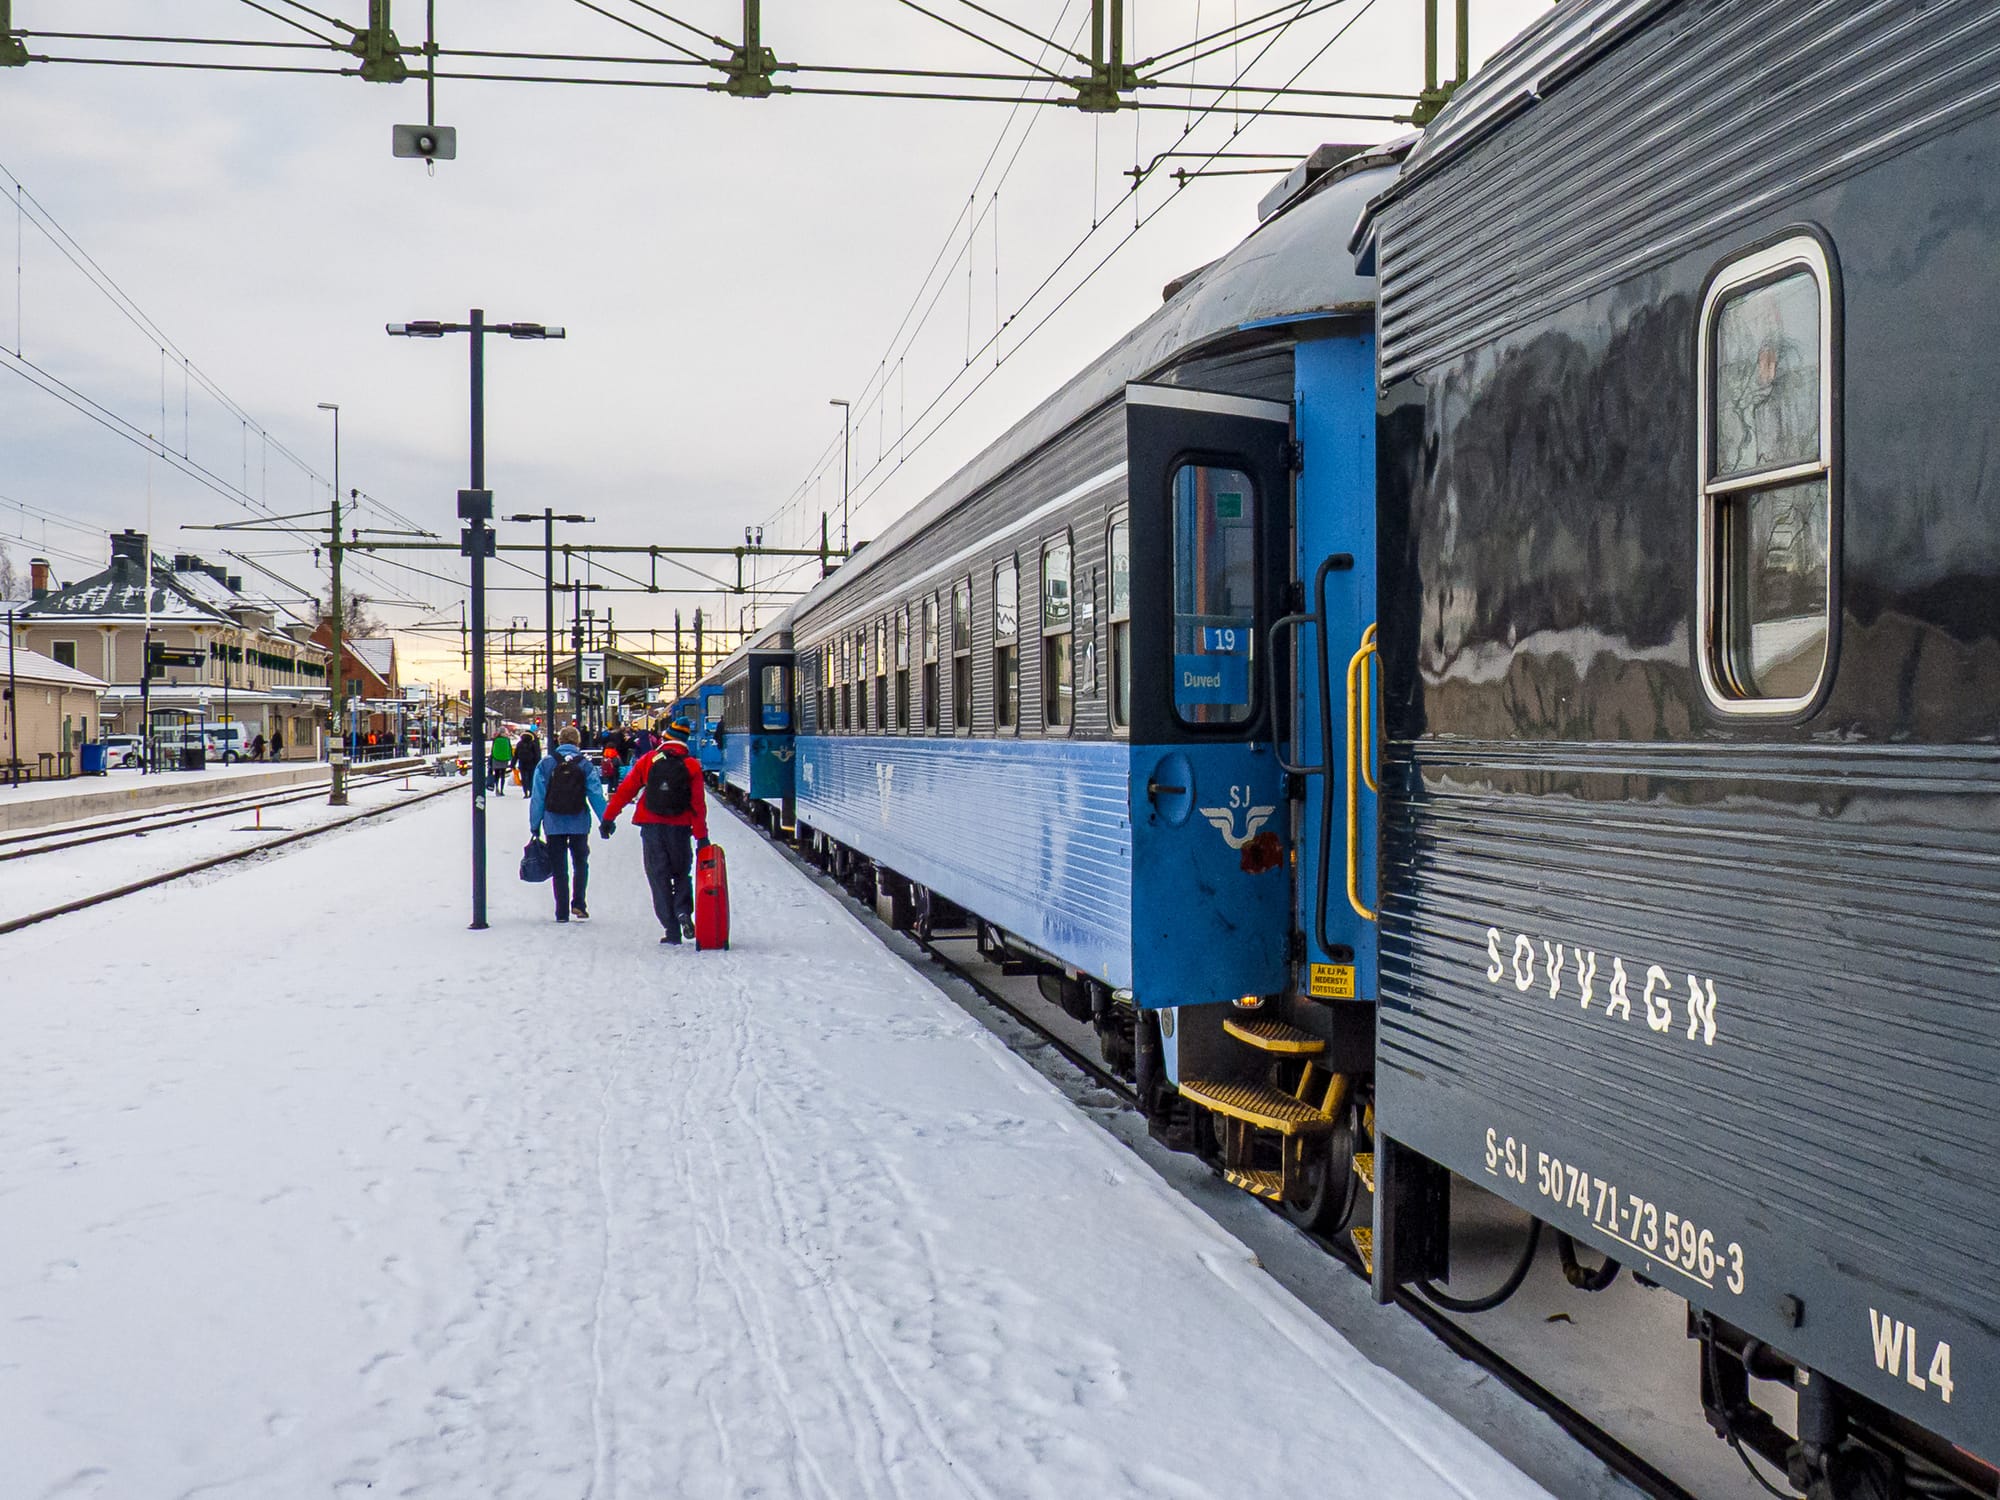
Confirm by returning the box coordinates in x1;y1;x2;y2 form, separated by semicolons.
317;587;384;637
0;546;23;603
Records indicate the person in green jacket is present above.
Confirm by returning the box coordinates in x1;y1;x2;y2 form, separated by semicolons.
488;729;514;797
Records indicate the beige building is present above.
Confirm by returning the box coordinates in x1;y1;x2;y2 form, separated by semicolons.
12;533;330;757
1;645;107;780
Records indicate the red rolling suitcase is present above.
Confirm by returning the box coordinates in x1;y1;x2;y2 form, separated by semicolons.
694;842;730;951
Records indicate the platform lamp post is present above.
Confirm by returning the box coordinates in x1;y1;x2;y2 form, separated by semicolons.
388;310;566;932
315;403;348;804
829;398;851;555
505;509;592;748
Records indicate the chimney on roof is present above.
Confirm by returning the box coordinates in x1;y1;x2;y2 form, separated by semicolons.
29;557;51;600
172;553;195;572
109;529;148;583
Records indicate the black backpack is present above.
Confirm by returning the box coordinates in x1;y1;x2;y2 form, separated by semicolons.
545;754;589;816
642;750;693;818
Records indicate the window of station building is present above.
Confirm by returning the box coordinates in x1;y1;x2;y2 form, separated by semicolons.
1171;466;1256;727
874;619;889;732
1109;517;1131;732
52;640;78;670
994;557;1019;731
1041;534;1073;730
952;578;972;732
1699;235;1837;714
922;595;940;732
760;664;790;731
893;610;910;731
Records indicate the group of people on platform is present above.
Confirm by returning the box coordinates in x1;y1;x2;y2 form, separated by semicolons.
509;719;710;945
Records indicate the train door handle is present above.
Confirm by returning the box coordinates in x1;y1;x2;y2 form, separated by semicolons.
1146;781;1186;796
1267;610;1323;777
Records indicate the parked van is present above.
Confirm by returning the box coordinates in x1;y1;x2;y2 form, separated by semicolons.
173;724;255;764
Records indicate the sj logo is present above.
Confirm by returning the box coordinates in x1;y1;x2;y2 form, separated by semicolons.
770;746;795;762
1199;784;1274;851
875;761;895;824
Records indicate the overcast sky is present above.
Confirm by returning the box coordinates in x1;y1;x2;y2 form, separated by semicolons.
0;0;1546;687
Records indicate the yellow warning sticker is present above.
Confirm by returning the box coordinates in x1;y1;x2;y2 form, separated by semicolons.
1309;963;1356;1000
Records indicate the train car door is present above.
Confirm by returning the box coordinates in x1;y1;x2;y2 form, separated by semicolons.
1287;333;1379;1011
1124;383;1293;1021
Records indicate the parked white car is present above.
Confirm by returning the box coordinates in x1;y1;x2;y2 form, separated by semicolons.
172;724;256;764
100;734;145;768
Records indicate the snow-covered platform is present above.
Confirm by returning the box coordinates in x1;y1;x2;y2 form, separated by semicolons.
2;795;1550;1500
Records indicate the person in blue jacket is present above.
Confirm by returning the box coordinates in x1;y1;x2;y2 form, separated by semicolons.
528;725;609;923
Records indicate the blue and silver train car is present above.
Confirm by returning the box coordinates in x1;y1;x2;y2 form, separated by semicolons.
708;617;797;830
1355;3;2000;1493
687;681;728;781
789;146;1399;1129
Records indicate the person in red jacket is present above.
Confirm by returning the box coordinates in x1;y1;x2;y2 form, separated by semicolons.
601;735;709;944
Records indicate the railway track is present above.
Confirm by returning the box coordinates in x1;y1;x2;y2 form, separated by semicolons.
741;803;1707;1500
0;776;460;938
0;760;438;863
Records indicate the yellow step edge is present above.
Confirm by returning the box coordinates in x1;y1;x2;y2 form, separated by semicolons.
1221;1016;1327;1056
1352;1151;1377;1194
1222;1168;1284;1202
1351;1226;1375;1276
1178;1077;1340;1137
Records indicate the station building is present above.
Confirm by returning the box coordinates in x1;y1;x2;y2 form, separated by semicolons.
0;646;107;780
10;532;332;756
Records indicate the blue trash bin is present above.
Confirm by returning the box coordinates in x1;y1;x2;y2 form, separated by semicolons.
79;743;108;776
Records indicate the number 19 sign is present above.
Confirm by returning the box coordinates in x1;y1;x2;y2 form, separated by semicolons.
1201;625;1250;654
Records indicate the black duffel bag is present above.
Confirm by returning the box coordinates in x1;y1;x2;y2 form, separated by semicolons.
519;836;553;883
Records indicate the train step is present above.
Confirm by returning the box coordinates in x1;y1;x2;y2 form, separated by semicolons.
1351;1226;1375;1276
1352;1150;1376;1194
1222;1167;1284;1201
1177;1077;1342;1137
1221;1016;1326;1056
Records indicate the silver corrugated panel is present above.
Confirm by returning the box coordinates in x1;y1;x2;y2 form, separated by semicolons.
1378;0;2000;385
1397;0;1673;181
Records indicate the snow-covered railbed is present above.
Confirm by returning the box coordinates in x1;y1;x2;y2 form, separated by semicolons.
3;794;1552;1499
0;774;445;927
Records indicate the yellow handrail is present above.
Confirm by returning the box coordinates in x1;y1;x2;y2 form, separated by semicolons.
1358;622;1378;794
1345;627;1379;922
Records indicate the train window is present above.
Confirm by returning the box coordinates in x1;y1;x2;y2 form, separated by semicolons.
1698;235;1837;713
1109;517;1130;732
952;578;972;732
894;610;910;731
1042;534;1073;730
820;645;832;730
994;557;1019;731
1170;466;1256;726
874;619;888;732
922;596;939;732
760;665;790;731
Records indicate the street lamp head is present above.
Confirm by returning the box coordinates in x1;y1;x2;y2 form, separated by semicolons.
829;398;849;411
317;402;338;412
501;323;565;340
387;321;447;338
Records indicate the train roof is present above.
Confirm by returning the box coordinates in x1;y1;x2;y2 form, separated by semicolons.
1380;0;1675;198
789;145;1407;625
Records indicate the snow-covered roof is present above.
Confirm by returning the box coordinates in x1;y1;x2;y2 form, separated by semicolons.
350;637;396;679
22;564;230;625
6;648;107;691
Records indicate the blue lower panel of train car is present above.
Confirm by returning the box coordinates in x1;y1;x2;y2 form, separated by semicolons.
799;736;1134;988
724;732;794;802
1127;739;1290;1009
801;736;1291;1009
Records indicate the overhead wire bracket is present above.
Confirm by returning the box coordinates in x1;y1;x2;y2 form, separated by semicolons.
0;0;29;67
719;0;783;98
1071;0;1137;113
349;0;411;83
